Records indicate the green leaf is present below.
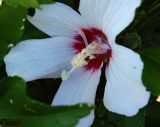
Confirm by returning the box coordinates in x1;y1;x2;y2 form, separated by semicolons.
0;5;27;43
139;47;160;95
93;104;144;127
145;101;160;127
5;0;39;8
123;33;141;49
0;42;10;63
16;103;92;127
0;77;93;127
0;5;27;62
92;104;113;127
5;0;55;8
107;110;145;127
136;3;160;30
92;121;113;127
124;111;145;127
38;0;54;4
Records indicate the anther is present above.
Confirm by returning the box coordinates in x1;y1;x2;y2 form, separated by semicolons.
61;70;70;81
61;67;75;81
61;42;109;81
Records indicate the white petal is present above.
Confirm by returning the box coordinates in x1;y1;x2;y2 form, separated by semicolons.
79;0;99;27
28;2;87;37
52;69;101;127
79;0;141;42
4;37;74;81
104;44;150;116
76;111;94;127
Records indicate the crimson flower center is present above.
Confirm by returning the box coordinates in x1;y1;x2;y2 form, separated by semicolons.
72;28;112;72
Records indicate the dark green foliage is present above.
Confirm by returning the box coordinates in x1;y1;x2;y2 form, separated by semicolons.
0;77;93;127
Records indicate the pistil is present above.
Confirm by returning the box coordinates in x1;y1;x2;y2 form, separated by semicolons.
78;30;88;46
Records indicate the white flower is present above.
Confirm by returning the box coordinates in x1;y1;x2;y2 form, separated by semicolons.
4;0;150;127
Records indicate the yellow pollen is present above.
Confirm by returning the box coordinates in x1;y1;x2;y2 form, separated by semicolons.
71;46;94;68
71;42;106;68
61;42;108;81
61;70;70;81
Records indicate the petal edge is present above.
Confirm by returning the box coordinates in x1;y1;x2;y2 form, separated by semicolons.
104;44;150;116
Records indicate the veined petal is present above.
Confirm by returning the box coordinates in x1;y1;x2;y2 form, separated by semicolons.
79;0;141;42
4;37;74;81
28;2;87;37
104;44;150;116
79;0;98;27
102;0;141;43
52;69;101;127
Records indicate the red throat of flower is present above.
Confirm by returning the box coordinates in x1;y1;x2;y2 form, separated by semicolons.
72;28;112;72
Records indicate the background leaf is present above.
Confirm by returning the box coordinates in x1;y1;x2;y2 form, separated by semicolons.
0;4;27;62
0;77;93;127
92;104;145;127
5;0;39;8
122;33;141;49
145;101;160;127
38;0;54;4
140;47;160;95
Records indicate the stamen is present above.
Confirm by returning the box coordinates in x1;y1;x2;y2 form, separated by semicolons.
61;67;75;81
78;30;88;46
71;49;90;68
61;70;70;81
61;41;109;81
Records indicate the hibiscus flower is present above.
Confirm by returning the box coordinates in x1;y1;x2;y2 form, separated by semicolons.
4;0;150;126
